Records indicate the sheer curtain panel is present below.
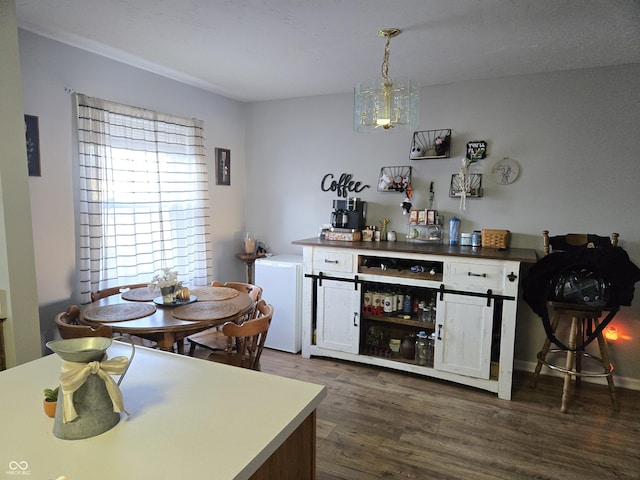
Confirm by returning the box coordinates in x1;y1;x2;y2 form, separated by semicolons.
75;94;211;304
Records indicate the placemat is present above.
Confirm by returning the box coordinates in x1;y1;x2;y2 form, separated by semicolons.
189;286;239;301
83;303;157;322
121;287;157;302
171;302;240;321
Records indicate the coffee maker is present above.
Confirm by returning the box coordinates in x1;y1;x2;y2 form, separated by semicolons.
331;197;367;230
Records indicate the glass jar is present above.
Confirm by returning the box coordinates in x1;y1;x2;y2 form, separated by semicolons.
415;331;428;366
472;230;482;248
401;334;416;360
426;333;436;367
243;232;257;254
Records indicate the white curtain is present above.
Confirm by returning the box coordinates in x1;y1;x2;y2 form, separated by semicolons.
75;93;211;303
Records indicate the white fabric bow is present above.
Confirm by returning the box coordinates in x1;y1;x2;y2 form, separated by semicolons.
59;356;130;423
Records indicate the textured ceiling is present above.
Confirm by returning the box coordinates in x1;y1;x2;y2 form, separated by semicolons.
15;0;640;102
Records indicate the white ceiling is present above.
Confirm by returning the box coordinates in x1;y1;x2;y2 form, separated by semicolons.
15;0;640;103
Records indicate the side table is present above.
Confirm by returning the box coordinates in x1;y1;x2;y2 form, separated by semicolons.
235;253;265;284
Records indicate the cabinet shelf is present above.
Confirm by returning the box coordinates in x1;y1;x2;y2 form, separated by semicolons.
362;313;435;329
358;266;443;283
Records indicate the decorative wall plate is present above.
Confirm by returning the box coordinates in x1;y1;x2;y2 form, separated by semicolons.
491;158;520;185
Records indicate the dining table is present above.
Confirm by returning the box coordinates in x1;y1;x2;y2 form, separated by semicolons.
80;285;255;354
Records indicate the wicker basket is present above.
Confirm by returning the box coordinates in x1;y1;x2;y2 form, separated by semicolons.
482;229;510;249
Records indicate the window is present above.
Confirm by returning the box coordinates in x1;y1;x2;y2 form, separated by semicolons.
75;94;211;303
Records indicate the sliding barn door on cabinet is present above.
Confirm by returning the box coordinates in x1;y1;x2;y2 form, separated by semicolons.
435;292;493;379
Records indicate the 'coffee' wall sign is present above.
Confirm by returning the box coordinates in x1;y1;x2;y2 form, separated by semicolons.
321;173;370;198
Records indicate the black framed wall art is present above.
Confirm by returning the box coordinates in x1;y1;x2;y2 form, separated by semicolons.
215;148;230;186
25;114;41;176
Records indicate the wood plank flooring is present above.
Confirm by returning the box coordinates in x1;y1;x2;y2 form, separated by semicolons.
194;346;640;479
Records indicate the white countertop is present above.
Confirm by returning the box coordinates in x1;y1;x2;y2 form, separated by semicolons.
0;343;326;480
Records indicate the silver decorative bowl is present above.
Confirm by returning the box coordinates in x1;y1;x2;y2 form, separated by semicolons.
46;337;113;362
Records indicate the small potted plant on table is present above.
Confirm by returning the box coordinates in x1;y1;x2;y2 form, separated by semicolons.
43;386;59;418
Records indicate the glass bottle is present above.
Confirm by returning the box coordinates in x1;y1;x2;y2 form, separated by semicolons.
383;288;394;316
449;217;461;246
402;291;412;315
427;301;436;324
418;301;426;322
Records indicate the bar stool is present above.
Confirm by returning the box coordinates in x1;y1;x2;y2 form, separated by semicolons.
530;230;620;413
531;301;618;413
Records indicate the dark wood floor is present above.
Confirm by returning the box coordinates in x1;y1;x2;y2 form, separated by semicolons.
194;346;640;479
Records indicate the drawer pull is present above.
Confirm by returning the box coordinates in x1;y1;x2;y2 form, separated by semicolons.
467;272;487;278
324;259;339;264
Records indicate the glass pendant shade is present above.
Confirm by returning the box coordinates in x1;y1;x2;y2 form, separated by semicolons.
353;28;419;133
354;76;419;132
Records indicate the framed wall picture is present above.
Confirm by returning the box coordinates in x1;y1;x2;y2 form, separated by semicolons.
215;148;230;186
25;114;41;176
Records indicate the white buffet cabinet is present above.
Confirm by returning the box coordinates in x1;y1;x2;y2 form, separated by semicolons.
293;238;537;400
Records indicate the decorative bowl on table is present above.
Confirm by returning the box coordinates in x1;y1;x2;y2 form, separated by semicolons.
153;295;197;306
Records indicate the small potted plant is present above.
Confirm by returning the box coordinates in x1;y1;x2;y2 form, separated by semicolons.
43;386;59;418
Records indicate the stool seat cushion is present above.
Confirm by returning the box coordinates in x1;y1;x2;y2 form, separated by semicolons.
524;247;640;317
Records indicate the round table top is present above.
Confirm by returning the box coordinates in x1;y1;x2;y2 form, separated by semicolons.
81;286;254;335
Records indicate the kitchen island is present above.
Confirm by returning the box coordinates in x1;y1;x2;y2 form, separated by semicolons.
0;342;326;479
293;237;537;400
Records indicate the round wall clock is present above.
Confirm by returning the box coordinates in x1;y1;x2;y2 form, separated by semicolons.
491;158;520;185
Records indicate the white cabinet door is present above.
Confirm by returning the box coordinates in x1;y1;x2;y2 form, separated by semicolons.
434;293;493;379
316;278;360;354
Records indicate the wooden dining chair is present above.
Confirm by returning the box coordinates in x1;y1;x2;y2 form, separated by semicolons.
55;305;114;339
186;281;263;356
90;283;149;302
207;301;274;371
91;283;157;347
221;282;263;303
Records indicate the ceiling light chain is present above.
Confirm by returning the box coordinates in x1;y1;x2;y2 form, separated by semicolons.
379;28;398;82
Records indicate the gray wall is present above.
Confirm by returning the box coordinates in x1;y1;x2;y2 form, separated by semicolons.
244;65;640;387
16;28;640;387
18;30;249;353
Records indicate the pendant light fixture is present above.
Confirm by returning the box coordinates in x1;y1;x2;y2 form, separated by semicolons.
354;28;419;133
